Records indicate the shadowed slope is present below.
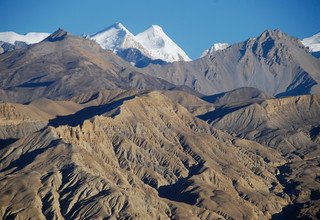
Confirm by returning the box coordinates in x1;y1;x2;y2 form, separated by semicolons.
202;87;271;106
49;96;134;127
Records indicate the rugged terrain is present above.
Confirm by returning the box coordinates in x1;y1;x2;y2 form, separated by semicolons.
0;90;319;219
0;92;287;219
0;28;319;219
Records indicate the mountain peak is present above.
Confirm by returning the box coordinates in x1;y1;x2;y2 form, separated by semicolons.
259;29;287;40
113;22;124;28
136;25;191;62
92;22;132;37
111;22;129;32
44;28;70;42
89;22;191;63
89;23;144;53
148;25;164;33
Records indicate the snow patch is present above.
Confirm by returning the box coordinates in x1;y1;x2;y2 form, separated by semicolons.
201;43;229;58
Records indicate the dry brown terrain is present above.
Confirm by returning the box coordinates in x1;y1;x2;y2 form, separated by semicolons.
0;91;318;219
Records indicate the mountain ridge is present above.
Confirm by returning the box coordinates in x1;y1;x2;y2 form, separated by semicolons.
143;29;320;97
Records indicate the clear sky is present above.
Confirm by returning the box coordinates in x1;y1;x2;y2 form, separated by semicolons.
1;0;319;59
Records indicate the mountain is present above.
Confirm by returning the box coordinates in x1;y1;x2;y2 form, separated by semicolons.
0;31;50;45
89;23;191;66
0;28;182;103
301;32;320;58
135;25;191;62
200;42;229;58
144;29;320;97
88;22;149;56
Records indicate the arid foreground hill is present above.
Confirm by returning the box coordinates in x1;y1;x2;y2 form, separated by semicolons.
0;91;319;219
0;29;319;219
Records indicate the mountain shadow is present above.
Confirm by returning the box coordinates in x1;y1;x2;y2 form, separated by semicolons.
49;96;135;127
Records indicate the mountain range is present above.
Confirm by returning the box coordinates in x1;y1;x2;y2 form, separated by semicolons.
143;29;320;97
1;23;319;64
0;23;191;67
0;26;320;102
0;24;320;219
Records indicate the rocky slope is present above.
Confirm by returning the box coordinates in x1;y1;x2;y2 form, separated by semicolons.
0;98;82;140
199;94;320;219
200;94;320;158
0;91;294;219
0;41;28;54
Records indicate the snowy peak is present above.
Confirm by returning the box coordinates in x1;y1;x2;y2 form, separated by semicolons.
136;25;191;62
112;22;128;31
89;22;135;52
301;32;320;52
89;22;150;56
136;25;168;49
89;23;133;52
148;25;164;33
105;22;133;37
201;43;229;57
0;31;50;45
89;23;191;63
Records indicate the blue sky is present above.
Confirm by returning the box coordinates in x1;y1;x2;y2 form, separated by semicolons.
1;0;319;59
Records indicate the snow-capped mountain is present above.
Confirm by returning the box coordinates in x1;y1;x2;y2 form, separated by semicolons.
200;43;229;58
0;32;50;45
89;23;191;64
135;25;191;62
301;32;320;58
89;23;149;56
